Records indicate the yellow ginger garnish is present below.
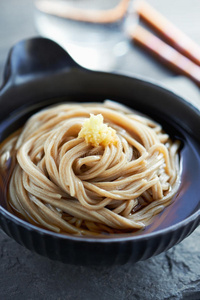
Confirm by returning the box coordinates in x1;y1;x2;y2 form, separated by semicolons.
78;114;118;147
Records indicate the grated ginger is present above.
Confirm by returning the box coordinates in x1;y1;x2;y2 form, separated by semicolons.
78;114;118;147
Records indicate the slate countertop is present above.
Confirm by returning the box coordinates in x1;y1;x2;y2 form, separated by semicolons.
0;1;200;299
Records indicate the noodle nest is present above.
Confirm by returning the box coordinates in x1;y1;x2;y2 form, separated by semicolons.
0;101;180;235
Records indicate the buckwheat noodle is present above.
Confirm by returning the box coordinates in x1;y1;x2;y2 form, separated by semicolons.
0;101;180;236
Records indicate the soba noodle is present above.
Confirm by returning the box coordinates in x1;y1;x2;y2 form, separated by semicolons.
0;100;180;235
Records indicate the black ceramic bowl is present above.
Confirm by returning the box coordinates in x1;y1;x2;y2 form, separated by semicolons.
0;37;200;266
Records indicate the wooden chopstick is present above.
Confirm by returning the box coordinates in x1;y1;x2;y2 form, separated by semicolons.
36;0;200;86
135;0;200;66
130;25;200;87
35;0;130;24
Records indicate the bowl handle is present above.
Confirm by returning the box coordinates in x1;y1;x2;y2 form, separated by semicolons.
0;37;81;91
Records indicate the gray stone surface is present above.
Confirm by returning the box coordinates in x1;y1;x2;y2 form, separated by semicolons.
0;0;200;299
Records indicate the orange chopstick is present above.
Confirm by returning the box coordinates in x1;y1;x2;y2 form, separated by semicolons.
130;25;200;87
135;0;200;66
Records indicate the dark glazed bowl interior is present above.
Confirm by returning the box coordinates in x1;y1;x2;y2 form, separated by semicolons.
0;37;200;266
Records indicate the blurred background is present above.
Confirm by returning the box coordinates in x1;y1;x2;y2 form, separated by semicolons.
0;0;200;92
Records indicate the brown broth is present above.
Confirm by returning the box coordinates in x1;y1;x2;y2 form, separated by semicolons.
0;103;200;237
